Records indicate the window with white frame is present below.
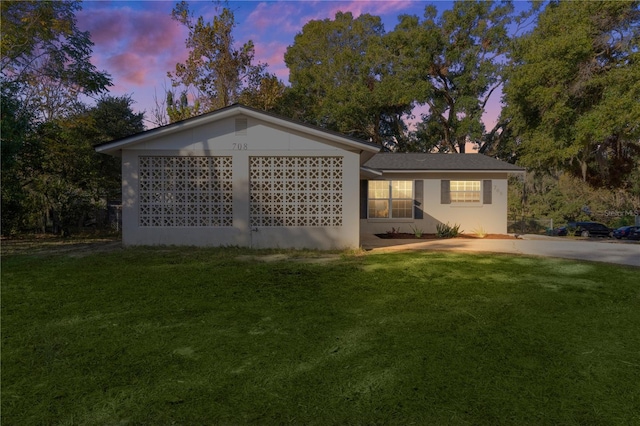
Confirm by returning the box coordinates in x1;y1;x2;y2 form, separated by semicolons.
450;180;481;203
368;180;413;219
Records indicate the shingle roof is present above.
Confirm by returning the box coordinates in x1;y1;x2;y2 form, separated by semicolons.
364;153;525;172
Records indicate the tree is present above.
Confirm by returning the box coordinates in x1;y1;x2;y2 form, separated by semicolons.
1;0;112;121
0;94;144;236
503;0;640;188
167;1;268;120
1;83;37;234
238;74;285;112
284;11;413;148
35;96;145;235
89;95;145;201
1;0;114;235
389;1;515;153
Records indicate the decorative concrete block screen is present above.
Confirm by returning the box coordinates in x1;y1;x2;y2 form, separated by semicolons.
249;156;343;227
138;156;233;227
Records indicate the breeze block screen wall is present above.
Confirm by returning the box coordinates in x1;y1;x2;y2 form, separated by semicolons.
138;156;233;227
249;156;343;227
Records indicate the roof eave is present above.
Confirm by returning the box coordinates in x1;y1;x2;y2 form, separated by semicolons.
360;166;383;178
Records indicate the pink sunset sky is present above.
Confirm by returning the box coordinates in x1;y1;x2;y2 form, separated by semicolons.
77;0;503;131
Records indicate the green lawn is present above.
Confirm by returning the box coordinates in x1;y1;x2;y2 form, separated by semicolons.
2;245;639;424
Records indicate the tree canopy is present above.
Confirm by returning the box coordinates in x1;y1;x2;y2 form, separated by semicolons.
0;0;111;121
388;1;515;153
503;0;640;188
283;11;413;148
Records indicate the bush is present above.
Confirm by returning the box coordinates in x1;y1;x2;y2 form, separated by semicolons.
436;222;461;238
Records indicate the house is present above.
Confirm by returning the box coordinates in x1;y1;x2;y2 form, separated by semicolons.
360;153;525;237
96;104;524;249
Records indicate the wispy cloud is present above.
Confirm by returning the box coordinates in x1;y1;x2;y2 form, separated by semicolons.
245;2;303;34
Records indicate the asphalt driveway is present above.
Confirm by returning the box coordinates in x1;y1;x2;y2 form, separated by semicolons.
361;234;640;267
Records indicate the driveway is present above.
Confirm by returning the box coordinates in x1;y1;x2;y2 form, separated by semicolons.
361;234;640;267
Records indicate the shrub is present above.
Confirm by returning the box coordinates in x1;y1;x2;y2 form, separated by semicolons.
436;222;461;238
410;225;423;238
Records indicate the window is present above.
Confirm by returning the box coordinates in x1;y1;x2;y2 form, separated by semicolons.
441;180;492;205
368;180;413;219
450;180;481;203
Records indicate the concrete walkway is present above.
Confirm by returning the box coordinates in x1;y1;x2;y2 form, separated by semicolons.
361;234;640;267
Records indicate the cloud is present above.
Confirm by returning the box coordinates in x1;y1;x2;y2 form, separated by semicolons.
78;5;188;87
254;40;288;67
245;2;305;35
108;52;147;85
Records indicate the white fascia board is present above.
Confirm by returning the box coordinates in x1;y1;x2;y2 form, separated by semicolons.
360;167;383;179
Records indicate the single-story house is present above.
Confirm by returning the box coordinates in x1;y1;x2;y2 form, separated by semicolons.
96;104;524;249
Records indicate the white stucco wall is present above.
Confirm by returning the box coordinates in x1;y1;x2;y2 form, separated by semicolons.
360;172;511;236
120;114;362;249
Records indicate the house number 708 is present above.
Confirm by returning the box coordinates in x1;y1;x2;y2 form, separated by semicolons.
233;143;248;151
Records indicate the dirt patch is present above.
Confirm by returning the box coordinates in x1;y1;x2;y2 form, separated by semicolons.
374;233;517;240
1;236;122;257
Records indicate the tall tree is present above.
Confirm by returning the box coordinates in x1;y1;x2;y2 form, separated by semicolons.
284;11;412;148
167;1;268;120
1;0;111;121
389;1;515;153
503;0;640;188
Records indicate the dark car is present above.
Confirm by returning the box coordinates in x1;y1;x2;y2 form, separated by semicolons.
551;226;568;236
612;225;640;239
628;227;640;241
570;221;612;238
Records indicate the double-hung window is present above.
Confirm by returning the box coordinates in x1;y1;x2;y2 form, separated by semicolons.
368;180;413;219
450;180;481;203
441;180;492;205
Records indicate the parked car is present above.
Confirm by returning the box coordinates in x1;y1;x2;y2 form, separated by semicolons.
569;221;612;238
612;225;640;239
551;226;568;236
628;227;640;241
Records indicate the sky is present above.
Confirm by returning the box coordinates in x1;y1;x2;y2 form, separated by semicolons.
77;0;504;130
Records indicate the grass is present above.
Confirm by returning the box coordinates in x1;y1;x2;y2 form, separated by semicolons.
2;244;640;424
